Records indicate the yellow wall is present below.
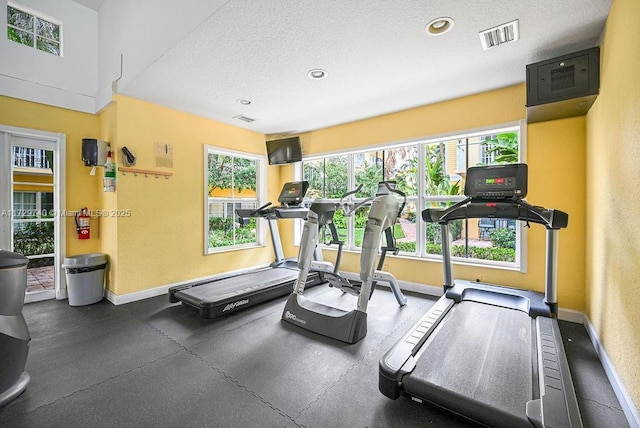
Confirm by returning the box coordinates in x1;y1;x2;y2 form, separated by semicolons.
0;94;278;296
101;95;271;295
98;101;119;293
527;117;586;310
209;188;257;197
296;84;587;311
586;0;640;410
12;172;53;191
0;95;101;256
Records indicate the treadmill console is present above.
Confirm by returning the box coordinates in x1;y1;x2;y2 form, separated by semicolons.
465;164;528;200
278;181;309;206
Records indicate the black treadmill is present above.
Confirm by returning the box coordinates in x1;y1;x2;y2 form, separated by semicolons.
379;164;583;428
169;181;323;318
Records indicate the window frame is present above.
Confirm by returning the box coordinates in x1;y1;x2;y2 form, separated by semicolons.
7;1;63;57
203;145;266;255
297;120;527;272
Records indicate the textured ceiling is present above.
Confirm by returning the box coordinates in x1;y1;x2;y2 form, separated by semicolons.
115;0;611;135
71;0;104;11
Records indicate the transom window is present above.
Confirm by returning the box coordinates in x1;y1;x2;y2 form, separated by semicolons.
7;2;62;56
205;146;264;253
300;124;524;269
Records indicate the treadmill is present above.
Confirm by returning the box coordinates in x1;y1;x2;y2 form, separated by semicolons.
169;181;324;318
379;164;583;428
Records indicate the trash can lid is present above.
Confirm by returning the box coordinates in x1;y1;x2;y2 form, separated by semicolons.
0;249;29;268
63;253;108;269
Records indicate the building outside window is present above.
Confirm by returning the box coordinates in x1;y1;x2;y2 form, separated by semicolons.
7;2;62;56
205;147;264;253
300;125;522;269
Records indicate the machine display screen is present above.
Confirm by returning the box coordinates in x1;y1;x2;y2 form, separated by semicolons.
278;181;309;204
465;164;528;199
476;177;516;189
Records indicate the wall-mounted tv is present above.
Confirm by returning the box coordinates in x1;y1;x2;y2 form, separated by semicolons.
266;136;302;165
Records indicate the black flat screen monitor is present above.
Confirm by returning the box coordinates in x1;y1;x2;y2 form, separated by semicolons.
266;137;302;165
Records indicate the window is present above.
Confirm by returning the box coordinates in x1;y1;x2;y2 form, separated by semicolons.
7;2;62;56
300;124;523;269
205;147;264;253
13;147;50;169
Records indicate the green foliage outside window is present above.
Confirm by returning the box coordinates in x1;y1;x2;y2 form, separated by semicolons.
304;157;348;198
355;162;383;198
425;143;461;198
208;217;257;248
13;222;54;267
481;132;519;164
7;5;61;55
207;151;259;250
208;154;256;193
302;127;519;264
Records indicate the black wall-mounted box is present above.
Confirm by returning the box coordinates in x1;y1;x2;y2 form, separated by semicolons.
526;46;600;123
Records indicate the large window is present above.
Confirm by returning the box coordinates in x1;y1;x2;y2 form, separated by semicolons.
300;124;523;269
7;2;62;56
205;147;264;253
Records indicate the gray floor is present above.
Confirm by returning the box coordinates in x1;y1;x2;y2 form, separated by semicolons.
0;286;630;427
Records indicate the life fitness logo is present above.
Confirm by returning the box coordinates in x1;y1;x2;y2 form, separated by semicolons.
223;299;249;312
284;311;306;325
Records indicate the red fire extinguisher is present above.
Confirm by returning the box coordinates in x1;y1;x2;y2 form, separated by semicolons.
75;207;90;240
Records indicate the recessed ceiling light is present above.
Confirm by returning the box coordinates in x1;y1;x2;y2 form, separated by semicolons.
308;69;327;79
237;99;252;105
426;17;454;36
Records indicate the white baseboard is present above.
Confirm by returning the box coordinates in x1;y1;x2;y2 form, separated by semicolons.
105;264;271;306
584;318;640;428
558;307;586;324
340;271;443;298
105;284;172;305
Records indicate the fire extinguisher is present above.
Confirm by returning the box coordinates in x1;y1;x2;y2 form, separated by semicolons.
75;207;90;240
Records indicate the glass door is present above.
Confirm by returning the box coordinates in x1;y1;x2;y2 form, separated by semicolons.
0;126;66;302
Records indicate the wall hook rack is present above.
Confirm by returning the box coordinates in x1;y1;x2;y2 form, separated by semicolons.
118;167;172;178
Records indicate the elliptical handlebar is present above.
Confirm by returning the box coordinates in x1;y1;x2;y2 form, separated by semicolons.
379;181;407;220
337;181;407;220
339;184;371;216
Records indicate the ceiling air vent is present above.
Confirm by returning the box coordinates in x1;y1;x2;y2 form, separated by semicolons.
479;19;519;50
234;114;256;123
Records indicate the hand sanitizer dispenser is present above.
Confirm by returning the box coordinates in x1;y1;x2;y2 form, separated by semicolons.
82;139;108;167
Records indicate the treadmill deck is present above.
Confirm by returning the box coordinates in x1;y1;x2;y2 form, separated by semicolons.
405;301;535;427
171;267;320;318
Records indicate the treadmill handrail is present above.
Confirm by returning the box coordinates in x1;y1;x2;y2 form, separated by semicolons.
235;202;273;219
422;198;568;230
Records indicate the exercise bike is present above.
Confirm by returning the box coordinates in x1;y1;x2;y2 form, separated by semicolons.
281;181;408;344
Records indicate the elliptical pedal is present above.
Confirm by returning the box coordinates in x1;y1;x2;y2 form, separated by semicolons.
324;271;361;296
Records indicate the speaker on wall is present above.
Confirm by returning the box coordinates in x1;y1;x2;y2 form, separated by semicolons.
526;47;600;123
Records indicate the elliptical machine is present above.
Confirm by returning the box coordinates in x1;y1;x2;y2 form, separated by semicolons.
281;182;408;344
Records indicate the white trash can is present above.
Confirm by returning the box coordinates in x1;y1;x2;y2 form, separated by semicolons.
63;253;108;306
